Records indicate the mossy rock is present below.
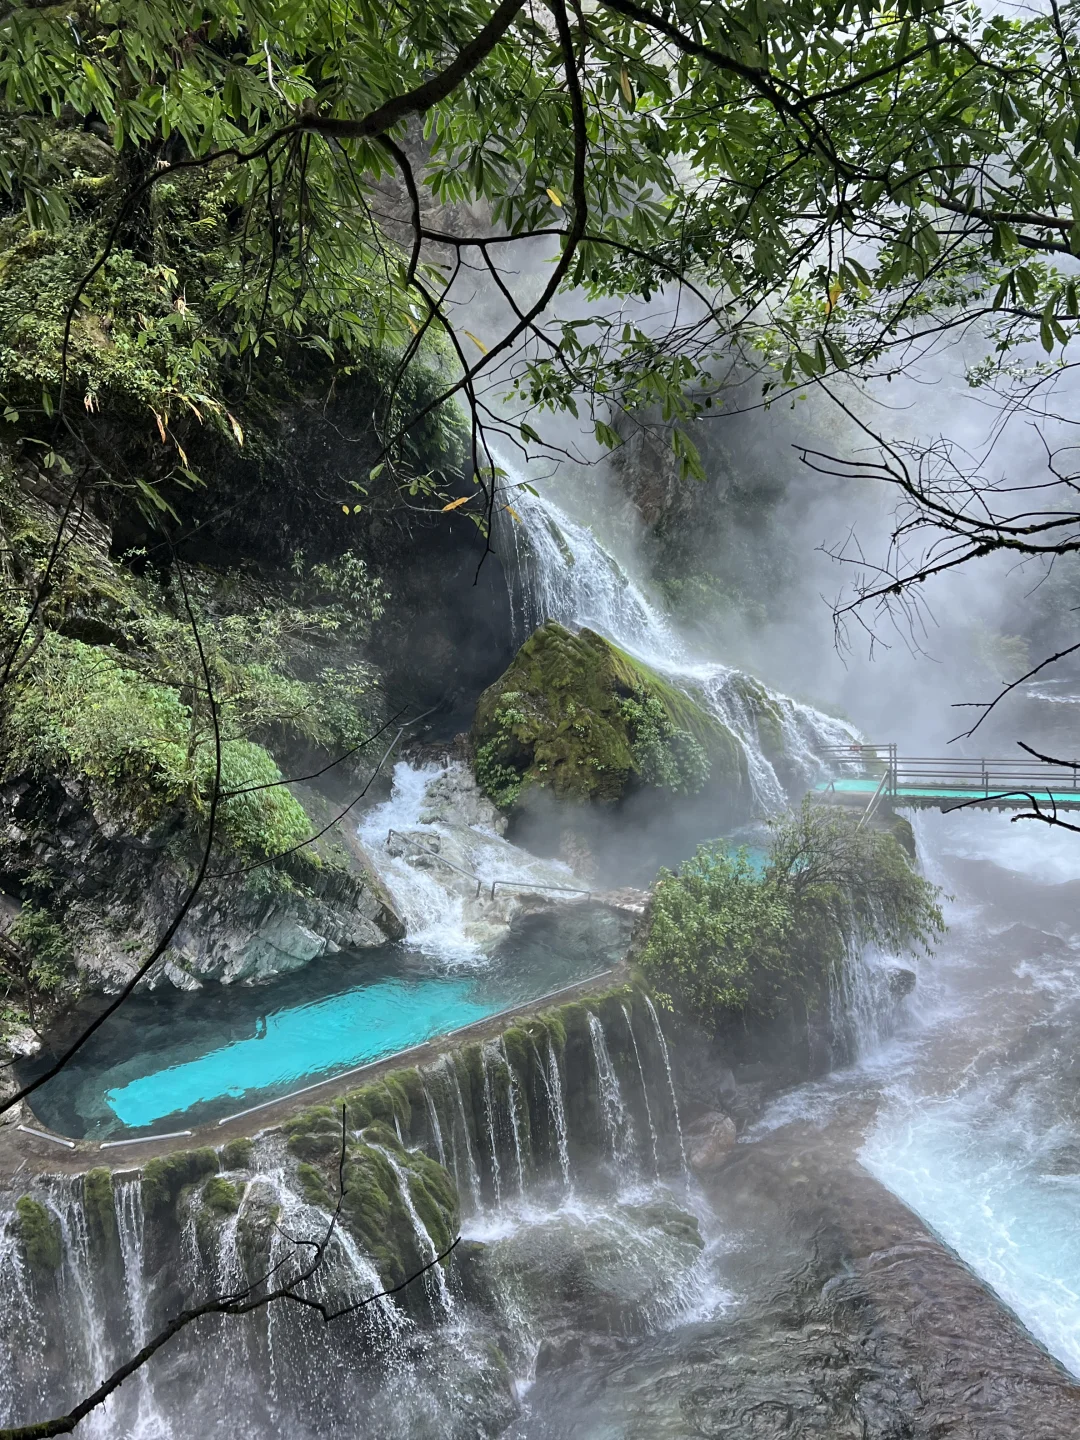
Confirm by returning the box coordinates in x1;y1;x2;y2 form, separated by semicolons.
82;1167;119;1254
220;1137;254;1171
141;1148;219;1218
728;673;786;770
15;1196;61;1273
201;1176;241;1216
472;621;747;810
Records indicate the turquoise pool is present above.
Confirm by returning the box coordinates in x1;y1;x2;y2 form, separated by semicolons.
24;905;632;1140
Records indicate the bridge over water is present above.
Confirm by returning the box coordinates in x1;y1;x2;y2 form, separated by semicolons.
815;744;1080;815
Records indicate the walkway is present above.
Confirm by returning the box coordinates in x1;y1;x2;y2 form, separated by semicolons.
815;744;1080;813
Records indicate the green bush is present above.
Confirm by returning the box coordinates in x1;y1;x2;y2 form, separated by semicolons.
641;801;943;1030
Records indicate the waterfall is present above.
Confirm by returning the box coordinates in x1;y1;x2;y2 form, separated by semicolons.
435;1055;483;1212
541;1037;572;1191
499;1040;527;1196
828;945;898;1063
481;1045;505;1207
356;759;580;962
624;1006;660;1178
587;1012;636;1170
423;1081;447;1169
372;1147;454;1318
645;995;689;1178
501;483;858;812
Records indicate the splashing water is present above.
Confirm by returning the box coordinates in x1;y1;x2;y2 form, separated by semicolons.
357;760;579;963
645;994;689;1179
587;1012;636;1172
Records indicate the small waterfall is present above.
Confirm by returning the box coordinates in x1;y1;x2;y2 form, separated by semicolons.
541;1037;572;1190
645;995;689;1177
499;1039;527;1196
356;760;580;963
624;1005;660;1178
481;1046;505;1207
115;1178;172;1439
373;1147;454;1318
423;1081;447;1169
829;946;897;1062
587;1012;636;1170
437;1056;483;1212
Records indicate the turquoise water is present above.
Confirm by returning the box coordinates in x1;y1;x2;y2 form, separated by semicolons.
105;975;493;1130
25;905;632;1139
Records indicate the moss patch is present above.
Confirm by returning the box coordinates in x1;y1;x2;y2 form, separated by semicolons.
141;1148;219;1218
472;622;747;811
15;1196;61;1272
220;1138;254;1172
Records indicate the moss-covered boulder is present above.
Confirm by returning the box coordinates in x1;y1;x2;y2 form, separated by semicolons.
472;622;748;811
15;1196;62;1273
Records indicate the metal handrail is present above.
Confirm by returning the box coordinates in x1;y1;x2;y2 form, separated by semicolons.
386;829;593;902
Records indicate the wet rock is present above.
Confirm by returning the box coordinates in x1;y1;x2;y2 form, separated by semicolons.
535;1330;624;1374
884;964;917;999
475;1198;704;1337
685;1111;737;1173
417;763;508;835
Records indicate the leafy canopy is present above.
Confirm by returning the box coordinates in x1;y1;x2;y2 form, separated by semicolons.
2;0;1080;484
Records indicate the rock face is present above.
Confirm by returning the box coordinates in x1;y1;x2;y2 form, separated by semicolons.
471;621;749;814
684;1110;738;1173
0;772;405;995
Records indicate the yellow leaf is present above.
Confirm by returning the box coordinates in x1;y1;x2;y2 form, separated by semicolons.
176;442;188;467
503;504;522;523
545;186;563;207
826;281;842;315
405;315;419;335
227;412;244;446
619;67;633;103
175;296;187;314
153;412;167;444
442;495;471;512
463;330;488;354
83;391;97;414
342;504;350;514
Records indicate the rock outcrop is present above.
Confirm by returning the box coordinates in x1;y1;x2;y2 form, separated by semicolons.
471;621;749;814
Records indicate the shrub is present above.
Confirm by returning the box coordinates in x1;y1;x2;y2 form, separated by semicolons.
640;800;943;1031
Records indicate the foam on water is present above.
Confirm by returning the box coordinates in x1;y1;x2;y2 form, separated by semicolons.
358;760;579;963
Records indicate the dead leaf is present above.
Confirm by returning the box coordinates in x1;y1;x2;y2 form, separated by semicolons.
227;412;244;446
545;186;564;207
463;330;489;354
826;281;842;315
176;442;188;467
442;495;471;512
153;412;167;444
504;504;522;523
619;67;633;103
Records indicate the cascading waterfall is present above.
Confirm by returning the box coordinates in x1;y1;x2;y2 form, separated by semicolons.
645;994;689;1178
541;1036;572;1191
624;1004;660;1178
499;482;858;811
423;1080;448;1169
356;759;580;963
587;1012;637;1170
372;1147;455;1318
1;1006;718;1437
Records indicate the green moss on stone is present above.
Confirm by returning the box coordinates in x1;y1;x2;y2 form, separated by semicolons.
472;622;747;810
16;1196;61;1272
141;1148;219;1218
202;1176;241;1215
220;1138;254;1171
82;1167;119;1255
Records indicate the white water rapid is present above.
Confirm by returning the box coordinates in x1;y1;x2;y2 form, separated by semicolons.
357;759;580;963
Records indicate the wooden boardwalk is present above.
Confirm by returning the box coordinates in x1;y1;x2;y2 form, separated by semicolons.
814;744;1080;813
